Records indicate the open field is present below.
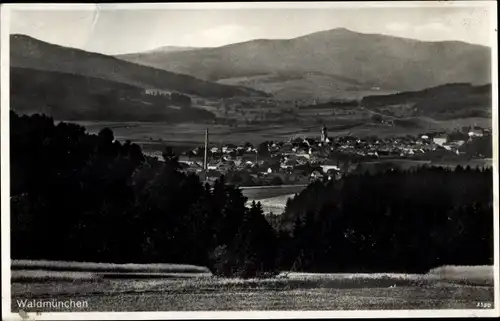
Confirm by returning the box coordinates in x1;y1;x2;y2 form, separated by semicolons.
73;121;323;151
241;185;307;200
11;266;494;311
241;185;307;215
12;260;210;274
247;194;295;215
11;260;212;282
68;116;491;154
11;270;212;282
216;72;397;101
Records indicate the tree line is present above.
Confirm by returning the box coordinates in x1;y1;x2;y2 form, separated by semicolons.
276;165;493;273
10;112;494;276
10;111;275;277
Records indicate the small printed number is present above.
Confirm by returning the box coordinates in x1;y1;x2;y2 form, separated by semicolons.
477;302;492;308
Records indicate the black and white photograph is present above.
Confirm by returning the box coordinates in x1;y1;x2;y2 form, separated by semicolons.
1;1;498;319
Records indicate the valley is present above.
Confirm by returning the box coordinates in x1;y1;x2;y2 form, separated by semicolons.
6;6;496;316
9;32;492;132
74;116;492;153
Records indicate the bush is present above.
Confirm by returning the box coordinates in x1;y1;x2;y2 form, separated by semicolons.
209;245;238;277
269;176;284;186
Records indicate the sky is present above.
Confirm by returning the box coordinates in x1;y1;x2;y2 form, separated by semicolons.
8;3;494;55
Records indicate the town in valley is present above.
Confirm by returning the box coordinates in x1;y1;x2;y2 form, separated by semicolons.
5;3;496;315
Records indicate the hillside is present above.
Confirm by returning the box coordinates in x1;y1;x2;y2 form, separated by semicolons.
115;28;491;99
120;45;204;56
216;71;395;101
10;67;216;122
10;34;266;99
361;83;492;119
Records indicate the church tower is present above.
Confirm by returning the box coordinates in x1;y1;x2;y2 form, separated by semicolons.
321;125;328;143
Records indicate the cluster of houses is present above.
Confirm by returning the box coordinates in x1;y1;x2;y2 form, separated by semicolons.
329;126;490;158
422;126;490;152
143;125;491;185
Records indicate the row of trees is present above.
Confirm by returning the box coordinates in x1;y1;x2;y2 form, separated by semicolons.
10;111;276;277
224;171;286;187
277;166;493;272
10;112;494;276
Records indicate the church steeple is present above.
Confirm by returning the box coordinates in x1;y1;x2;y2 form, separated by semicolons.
321;124;328;143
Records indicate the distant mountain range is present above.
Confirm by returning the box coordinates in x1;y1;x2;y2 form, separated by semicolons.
10;34;266;99
9;30;493;125
116;28;491;100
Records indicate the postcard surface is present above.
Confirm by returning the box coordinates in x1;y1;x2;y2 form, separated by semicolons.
1;1;498;319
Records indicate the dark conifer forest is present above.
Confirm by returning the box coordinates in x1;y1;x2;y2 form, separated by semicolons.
10;112;494;277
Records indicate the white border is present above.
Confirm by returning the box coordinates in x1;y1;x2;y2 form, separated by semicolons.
491;0;500;316
1;3;13;320
1;1;497;10
1;2;499;320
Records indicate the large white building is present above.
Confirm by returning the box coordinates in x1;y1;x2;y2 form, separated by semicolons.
433;136;448;146
468;129;484;138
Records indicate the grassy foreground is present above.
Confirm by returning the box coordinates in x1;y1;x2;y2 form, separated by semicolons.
10;263;495;311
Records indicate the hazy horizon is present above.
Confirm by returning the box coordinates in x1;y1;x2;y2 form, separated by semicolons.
9;5;493;55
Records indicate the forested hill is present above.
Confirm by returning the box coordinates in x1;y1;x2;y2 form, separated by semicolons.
278;167;493;272
360;83;492;118
10;34;267;99
10;67;216;122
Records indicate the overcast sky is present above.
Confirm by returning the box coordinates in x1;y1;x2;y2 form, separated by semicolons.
9;4;494;55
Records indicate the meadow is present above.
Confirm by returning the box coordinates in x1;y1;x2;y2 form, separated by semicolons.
247;194;295;215
240;185;307;200
11;264;494;311
240;185;307;215
70;115;492;155
11;260;212;283
12;260;211;274
75;121;321;152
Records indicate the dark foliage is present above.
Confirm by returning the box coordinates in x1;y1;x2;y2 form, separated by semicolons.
10;112;277;277
211;201;279;278
11;34;268;99
298;100;359;109
459;136;493;158
170;92;192;107
278;165;494;273
11;67;215;122
11;112;494;276
361;83;491;119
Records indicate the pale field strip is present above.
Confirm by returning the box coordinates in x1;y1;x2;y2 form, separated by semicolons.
12;260;210;273
11;260;213;282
